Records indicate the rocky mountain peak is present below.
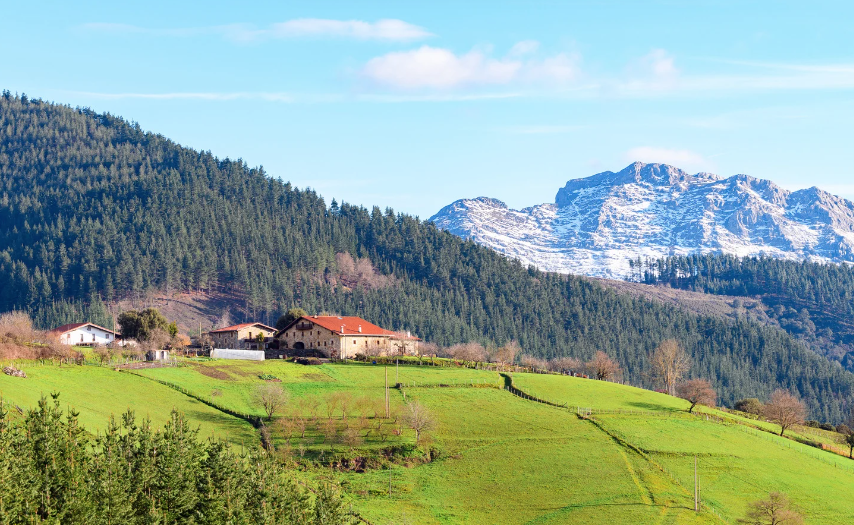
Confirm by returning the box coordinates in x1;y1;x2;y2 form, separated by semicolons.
430;163;854;278
555;162;719;206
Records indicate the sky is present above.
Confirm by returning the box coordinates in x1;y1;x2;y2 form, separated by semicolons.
3;0;854;219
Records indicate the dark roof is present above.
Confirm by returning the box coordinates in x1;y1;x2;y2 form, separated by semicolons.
50;322;120;336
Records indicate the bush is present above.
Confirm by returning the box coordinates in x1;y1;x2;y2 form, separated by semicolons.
819;423;836;432
296;357;322;366
733;398;764;415
805;420;820;428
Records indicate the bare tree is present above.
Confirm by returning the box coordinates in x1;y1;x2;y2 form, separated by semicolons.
418;341;439;358
763;389;807;437
93;345;111;365
445;342;487;363
737;492;804;525
403;401;436;445
519;355;548;372
676;379;717;413
490;340;521;368
586;351;622;381
650;340;691;395
548;356;583;374
252;383;289;421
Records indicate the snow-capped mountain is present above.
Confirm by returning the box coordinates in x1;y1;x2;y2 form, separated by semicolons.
429;162;854;278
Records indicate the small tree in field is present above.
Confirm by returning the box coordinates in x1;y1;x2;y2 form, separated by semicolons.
676;379;717;413
252;384;289;421
586;351;621;381
403;402;436;445
763;389;807;437
737;492;803;525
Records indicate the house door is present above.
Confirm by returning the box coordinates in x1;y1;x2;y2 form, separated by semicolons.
293;342;305;350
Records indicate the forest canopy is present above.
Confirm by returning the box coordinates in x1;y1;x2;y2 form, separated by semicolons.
2;91;853;421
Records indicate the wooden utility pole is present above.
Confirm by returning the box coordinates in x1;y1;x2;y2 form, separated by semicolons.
396;358;399;385
694;455;699;512
385;365;390;418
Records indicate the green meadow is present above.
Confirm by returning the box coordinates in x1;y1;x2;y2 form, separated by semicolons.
2;358;853;524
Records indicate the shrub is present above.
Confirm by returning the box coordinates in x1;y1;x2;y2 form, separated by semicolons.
734;398;764;415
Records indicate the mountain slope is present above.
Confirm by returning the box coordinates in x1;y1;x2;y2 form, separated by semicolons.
429;162;854;279
3;92;854;421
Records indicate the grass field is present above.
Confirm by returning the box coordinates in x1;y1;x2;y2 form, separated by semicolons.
2;359;852;524
0;362;256;444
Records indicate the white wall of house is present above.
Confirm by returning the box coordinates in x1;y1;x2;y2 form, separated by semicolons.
60;325;116;346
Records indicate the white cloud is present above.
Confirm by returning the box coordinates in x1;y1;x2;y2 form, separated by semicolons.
508;40;540;57
641;49;679;80
362;46;521;89
361;44;580;89
79;19;432;42
269;19;432;40
624;147;708;169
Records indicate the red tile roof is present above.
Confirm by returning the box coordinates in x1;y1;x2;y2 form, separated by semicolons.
280;316;419;339
50;322;120;335
210;322;276;334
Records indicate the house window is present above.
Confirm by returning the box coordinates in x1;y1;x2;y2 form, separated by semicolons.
87;326;91;331
353;340;356;345
92;335;96;342
80;334;83;342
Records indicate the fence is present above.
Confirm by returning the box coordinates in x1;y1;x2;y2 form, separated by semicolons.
121;370;263;428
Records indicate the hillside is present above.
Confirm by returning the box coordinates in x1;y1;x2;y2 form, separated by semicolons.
640;254;854;372
3;92;854;421
428;162;854;279
2;359;852;523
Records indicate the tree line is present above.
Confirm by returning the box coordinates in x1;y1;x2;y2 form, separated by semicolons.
2;92;854;421
637;253;854;372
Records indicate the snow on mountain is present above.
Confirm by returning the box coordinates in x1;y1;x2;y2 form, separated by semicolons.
428;162;854;279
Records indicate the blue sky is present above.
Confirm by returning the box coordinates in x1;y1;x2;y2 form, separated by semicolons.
3;0;854;218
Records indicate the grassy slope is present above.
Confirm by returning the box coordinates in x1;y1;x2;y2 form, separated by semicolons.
2;360;852;523
0;362;256;445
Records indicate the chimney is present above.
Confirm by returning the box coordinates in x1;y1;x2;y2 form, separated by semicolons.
341;325;345;333
358;325;362;333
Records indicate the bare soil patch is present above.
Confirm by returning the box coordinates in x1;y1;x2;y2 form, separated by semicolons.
197;366;232;381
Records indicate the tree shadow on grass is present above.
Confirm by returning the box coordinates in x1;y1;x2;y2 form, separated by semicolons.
625;401;682;412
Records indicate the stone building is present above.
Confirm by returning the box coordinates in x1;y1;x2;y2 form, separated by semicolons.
208;322;277;350
276;315;419;359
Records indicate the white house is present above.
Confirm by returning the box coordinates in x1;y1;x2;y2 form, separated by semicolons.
50;322;121;346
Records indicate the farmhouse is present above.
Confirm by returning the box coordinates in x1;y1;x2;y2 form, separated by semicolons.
208;322;277;350
276;315;419;359
51;322;120;346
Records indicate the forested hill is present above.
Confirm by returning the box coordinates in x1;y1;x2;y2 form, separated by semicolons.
640;254;854;371
2;92;853;422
